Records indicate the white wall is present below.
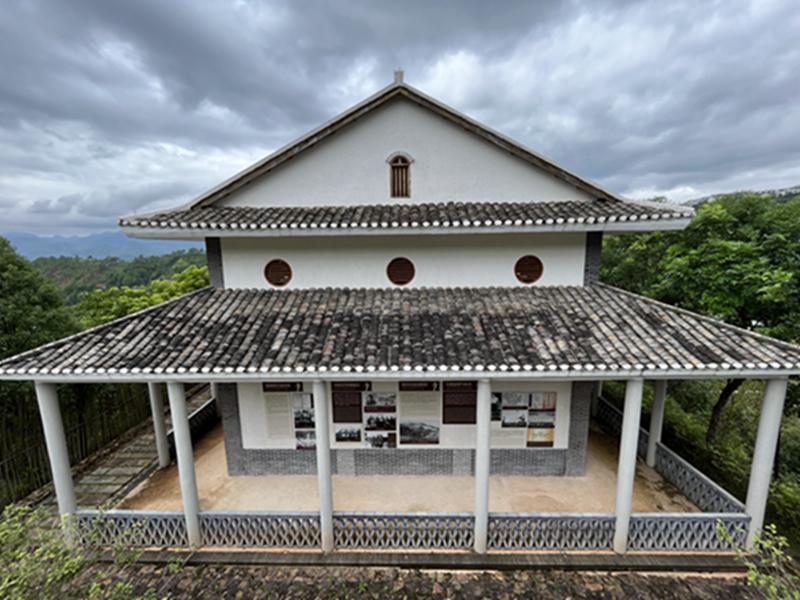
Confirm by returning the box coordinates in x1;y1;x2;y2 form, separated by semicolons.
221;233;586;289
237;380;572;451
218;98;594;207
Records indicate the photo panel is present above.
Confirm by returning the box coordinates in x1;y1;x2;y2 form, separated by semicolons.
501;408;528;428
334;425;362;443
364;414;397;431
363;392;397;413
399;420;440;445
295;430;316;450
293;393;315;429
364;431;397;449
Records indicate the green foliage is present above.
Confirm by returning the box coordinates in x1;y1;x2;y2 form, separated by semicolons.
33;249;206;305
0;505;85;599
717;522;800;599
75;264;209;327
0;237;79;358
603;193;800;337
0;504;159;599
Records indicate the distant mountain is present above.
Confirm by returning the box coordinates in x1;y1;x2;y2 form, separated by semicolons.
3;230;202;260
687;184;800;207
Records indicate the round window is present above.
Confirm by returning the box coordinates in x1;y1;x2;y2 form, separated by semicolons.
264;259;292;287
387;257;415;286
514;255;543;284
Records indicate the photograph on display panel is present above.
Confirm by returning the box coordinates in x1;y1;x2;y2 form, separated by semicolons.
399;420;440;444
293;393;315;429
365;414;397;431
365;431;397;448
295;430;316;450
363;392;397;413
335;425;362;443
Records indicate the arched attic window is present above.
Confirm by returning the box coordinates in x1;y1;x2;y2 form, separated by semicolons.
387;152;413;198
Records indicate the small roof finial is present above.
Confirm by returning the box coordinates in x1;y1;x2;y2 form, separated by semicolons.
393;69;404;84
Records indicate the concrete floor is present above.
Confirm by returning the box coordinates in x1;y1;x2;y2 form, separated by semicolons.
119;424;698;513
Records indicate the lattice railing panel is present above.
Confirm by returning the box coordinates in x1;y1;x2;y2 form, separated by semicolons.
75;509;188;547
200;512;321;547
488;513;615;550
333;513;474;549
655;444;744;513
629;513;749;551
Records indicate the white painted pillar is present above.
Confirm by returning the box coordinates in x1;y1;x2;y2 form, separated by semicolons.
745;378;788;548
473;379;492;554
613;378;644;554
312;380;334;552
646;380;667;468
35;382;77;519
166;382;201;546
147;383;170;469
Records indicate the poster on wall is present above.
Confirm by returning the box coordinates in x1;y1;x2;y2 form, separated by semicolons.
530;392;557;410
292;393;315;429
527;427;554;447
363;392;397;413
295;430;316;450
365;432;397;448
528;410;556;427
365;414;397;431
335;425;361;443
501;392;529;408
501;409;528;428
399;420;440;444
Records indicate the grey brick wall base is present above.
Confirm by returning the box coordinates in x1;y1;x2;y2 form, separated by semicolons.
219;381;593;477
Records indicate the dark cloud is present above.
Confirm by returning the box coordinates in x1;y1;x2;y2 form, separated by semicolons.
0;0;798;233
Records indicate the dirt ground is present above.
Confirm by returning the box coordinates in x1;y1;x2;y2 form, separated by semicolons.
73;564;762;599
120;425;697;513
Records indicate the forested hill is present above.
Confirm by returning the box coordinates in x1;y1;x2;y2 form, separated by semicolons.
32;249;207;304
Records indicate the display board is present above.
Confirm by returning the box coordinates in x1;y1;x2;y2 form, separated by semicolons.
493;390;558;448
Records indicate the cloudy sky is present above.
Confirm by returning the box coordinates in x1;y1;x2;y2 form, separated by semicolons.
1;0;798;234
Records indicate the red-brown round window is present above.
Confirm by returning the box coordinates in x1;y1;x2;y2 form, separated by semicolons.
515;255;543;284
387;257;415;286
264;259;292;287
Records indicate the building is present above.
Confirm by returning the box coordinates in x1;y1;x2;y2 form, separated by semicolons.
2;72;798;556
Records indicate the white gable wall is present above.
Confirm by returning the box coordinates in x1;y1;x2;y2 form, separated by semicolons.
217;98;595;207
220;232;586;289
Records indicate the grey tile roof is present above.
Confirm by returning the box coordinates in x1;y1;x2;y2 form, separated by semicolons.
118;201;692;235
1;286;798;381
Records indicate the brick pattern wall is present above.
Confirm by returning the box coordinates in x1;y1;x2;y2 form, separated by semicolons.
219;381;593;477
205;237;225;288
583;232;603;285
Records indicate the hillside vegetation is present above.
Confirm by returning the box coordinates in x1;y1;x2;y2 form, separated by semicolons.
32;249;206;304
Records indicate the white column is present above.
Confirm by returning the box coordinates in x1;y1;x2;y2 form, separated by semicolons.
147;383;170;469
312;380;334;552
473;379;492;554
35;382;77;519
745;378;788;548
166;382;201;546
646;381;667;468
613;378;644;554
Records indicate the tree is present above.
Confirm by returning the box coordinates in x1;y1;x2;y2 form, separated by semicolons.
602;194;800;443
0;237;79;454
75;264;209;327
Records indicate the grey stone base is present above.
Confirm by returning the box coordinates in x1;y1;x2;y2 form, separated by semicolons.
218;381;594;477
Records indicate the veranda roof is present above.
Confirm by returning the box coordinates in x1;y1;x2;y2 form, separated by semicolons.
119;201;692;238
1;285;798;382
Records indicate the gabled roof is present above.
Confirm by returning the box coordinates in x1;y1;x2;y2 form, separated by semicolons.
119;200;693;238
2;285;798;382
183;80;624;210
